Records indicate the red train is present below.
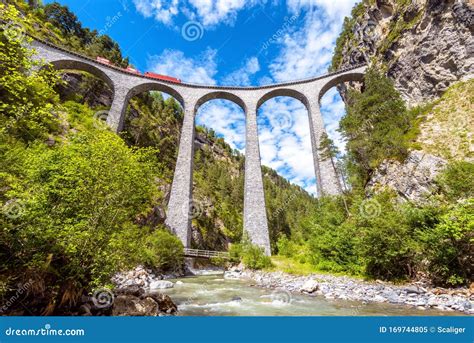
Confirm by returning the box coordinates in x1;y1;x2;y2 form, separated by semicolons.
125;66;141;75
96;56;181;83
96;56;111;65
145;72;181;83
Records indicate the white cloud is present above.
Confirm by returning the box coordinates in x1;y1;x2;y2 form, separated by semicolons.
258;98;317;194
196;100;245;151
133;0;258;27
263;2;356;187
133;0;179;25
138;1;356;194
188;0;248;27
222;56;260;86
269;10;345;82
146;48;217;84
287;0;357;20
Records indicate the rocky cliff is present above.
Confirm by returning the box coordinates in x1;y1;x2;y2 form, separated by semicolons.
333;0;473;106
333;0;473;201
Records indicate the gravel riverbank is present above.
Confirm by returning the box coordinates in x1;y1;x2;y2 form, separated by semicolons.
224;268;474;315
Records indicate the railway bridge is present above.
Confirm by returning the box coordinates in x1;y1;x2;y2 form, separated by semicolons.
31;37;366;255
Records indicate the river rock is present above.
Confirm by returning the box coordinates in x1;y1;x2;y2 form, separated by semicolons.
112;295;159;316
231;268;472;314
300;279;319;293
150;280;174;290
404;286;425;294
372;295;387;303
148;293;178;314
115;285;145;297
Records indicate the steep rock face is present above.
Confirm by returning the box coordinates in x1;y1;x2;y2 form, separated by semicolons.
336;0;473;106
366;79;473;200
367;150;446;201
335;0;473;200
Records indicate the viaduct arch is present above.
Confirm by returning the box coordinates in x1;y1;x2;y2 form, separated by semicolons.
31;37;366;255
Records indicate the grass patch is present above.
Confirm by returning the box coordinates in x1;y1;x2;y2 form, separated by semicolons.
410;79;474;161
268;256;363;279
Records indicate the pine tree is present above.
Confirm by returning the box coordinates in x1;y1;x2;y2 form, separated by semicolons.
318;132;350;214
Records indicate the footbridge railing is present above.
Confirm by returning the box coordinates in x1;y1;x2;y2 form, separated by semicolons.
184;248;230;259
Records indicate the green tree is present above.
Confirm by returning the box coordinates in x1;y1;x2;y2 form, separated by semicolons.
0;130;162;313
0;3;60;141
339;67;410;188
43;2;85;38
418;200;473;286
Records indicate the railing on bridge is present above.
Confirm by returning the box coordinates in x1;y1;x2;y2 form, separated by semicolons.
184;248;230;259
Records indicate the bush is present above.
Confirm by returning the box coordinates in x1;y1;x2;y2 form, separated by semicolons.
307;222;361;274
0;3;61;141
418;199;473;286
276;236;297;257
355;192;419;280
0;129;160;313
437;161;474;201
230;241;272;270
141;229;184;273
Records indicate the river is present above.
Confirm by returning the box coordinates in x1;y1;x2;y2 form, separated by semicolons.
159;275;460;316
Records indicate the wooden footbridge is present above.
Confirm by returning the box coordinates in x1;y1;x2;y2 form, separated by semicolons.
183;248;230;259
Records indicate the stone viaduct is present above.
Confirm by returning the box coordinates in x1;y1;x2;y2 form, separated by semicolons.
30;37;366;255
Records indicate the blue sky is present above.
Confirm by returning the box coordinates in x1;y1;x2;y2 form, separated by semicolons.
45;0;359;195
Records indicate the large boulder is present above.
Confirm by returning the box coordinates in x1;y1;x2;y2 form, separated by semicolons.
300;279;319;293
148;293;178;314
112;295;159;316
111;290;177;316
